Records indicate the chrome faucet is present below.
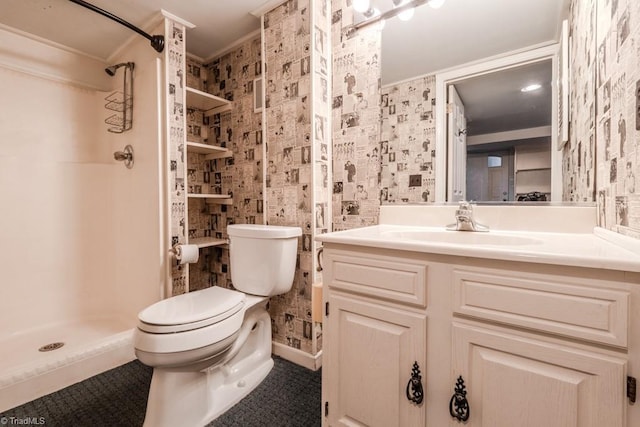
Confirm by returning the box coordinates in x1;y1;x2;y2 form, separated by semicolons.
447;201;489;232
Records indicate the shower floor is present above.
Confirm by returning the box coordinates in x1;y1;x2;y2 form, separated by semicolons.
0;316;135;412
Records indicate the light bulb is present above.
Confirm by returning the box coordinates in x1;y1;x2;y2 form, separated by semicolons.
428;0;446;9
353;0;370;13
521;83;542;92
398;7;415;21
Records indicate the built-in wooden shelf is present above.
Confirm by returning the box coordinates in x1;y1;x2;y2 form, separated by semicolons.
187;193;233;205
189;237;228;249
186;141;232;159
186;87;232;116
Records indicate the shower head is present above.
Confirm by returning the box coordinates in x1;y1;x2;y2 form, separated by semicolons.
105;62;135;76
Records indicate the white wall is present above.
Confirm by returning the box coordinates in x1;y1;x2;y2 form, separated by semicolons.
0;28;164;337
109;23;166;322
0;64;118;334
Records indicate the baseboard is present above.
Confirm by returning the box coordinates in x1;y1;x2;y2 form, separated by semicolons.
272;342;322;371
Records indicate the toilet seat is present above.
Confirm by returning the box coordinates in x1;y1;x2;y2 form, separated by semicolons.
138;286;246;334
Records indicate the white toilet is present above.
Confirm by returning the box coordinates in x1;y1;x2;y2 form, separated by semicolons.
134;224;302;427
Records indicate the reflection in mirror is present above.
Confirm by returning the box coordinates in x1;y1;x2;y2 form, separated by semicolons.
454;60;553;202
375;0;584;203
439;46;561;202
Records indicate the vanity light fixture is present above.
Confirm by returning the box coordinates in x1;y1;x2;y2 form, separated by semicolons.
350;0;446;32
521;83;542;92
364;7;386;29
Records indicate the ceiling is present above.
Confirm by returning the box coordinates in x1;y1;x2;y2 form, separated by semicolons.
380;0;570;85
2;0;569;68
454;59;553;136
0;0;269;61
1;0;565;138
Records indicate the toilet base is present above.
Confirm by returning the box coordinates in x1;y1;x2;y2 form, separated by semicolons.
141;302;273;427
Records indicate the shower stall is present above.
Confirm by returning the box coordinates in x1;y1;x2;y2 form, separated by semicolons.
0;24;167;411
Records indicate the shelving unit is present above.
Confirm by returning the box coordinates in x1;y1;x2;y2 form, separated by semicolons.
183;82;234;291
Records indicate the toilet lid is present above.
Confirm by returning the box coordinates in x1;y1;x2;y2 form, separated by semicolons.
138;286;245;333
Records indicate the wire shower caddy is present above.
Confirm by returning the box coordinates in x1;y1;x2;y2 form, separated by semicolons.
105;62;134;133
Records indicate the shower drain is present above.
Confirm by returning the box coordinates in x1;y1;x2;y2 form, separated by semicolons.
39;342;65;352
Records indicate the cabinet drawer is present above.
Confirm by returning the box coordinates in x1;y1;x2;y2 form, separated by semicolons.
327;250;428;307
452;269;629;347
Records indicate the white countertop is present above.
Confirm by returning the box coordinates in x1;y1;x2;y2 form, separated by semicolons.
316;224;640;273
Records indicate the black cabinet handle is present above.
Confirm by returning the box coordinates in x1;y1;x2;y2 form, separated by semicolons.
449;375;470;421
406;361;424;404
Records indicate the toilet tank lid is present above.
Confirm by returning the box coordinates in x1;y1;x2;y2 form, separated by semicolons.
228;224;302;239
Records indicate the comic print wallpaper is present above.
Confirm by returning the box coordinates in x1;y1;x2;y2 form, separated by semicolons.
183;35;265;292
262;0;330;355
331;0;382;231
380;76;437;204
166;1;332;357
567;0;640;238
166;19;188;296
593;0;640;237
564;0;597;203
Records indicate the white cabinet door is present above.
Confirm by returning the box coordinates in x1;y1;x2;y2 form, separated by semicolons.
450;322;626;427
324;292;427;427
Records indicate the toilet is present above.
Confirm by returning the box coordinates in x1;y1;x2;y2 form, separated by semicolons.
134;224;302;427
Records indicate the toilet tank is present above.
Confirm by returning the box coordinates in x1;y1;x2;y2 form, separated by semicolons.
227;224;302;296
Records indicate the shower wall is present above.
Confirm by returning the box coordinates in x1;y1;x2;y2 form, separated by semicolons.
0;64;116;336
0;25;164;337
109;21;167;316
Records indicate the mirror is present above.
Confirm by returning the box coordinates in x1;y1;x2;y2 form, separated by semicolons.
376;0;583;203
438;47;559;203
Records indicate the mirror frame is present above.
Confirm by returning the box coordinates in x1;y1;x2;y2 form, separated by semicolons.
434;42;561;202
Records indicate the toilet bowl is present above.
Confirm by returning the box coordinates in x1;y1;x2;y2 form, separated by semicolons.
134;224;301;427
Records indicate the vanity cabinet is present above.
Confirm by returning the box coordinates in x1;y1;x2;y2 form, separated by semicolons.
321;244;638;427
449;265;630;427
324;293;427;426
322;248;430;426
451;322;625;426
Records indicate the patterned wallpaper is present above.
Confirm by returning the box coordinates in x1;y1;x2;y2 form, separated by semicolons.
331;0;382;230
566;0;640;238
190;35;266;291
263;0;330;356
564;0;597;203
165;20;188;296
165;1;331;358
380;76;437;203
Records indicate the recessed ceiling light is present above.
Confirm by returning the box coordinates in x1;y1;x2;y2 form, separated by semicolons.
521;84;542;92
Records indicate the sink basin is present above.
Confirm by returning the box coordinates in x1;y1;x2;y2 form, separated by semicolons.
380;229;542;246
